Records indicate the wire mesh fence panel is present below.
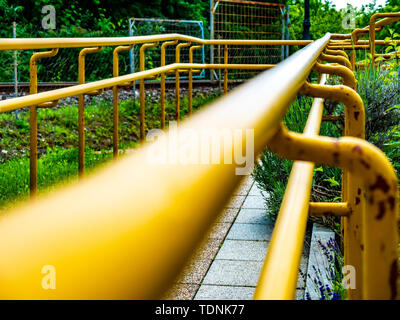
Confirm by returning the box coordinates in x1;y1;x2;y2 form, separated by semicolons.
0;26;129;95
212;0;285;81
129;18;206;80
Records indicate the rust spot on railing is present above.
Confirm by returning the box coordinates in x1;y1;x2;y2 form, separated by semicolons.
370;175;390;193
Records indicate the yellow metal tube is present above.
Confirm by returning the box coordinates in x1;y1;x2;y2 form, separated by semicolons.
188;44;204;116
254;74;327;300
300;81;366;297
0;34;331;299
312;62;356;90
160;40;178;129
113;45;134;158
325;49;349;60
0;63;276;114
309;202;351;217
300;83;365;138
328;45;369;50
78;46;103;176
29;48;59;197
0;63;275;113
175;42;191;123
370;13;400;67
267;126;398;300
0;36;313;51
320;52;352;70
139;42;159;140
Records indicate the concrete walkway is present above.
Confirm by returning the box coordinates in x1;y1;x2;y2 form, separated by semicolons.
164;175;310;300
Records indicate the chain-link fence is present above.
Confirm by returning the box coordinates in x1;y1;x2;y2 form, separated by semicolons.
128;18;206;80
0;25;128;94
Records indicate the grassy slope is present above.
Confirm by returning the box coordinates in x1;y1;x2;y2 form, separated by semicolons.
0;90;222;209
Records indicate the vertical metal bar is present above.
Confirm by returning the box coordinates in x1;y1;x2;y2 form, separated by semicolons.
29;64;38;198
113;49;120;159
78;52;86;177
113;45;133;158
78;47;102;176
189;44;204;115
175;42;191;123
29;48;58;197
161;40;178;129
140;42;158;140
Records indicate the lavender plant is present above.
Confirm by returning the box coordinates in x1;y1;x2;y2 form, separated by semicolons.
302;237;347;300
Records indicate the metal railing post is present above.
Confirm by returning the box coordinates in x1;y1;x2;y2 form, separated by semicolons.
78;46;103;176
161;40;178;129
189;44;204;115
29;48;59;197
175;42;191;123
113;45;134;158
139;42;159;140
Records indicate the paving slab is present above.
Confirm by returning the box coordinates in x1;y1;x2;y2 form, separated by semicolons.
202;259;264;287
241;195;267;209
235;208;270;224
226;223;274;241
215;239;269;261
248;184;265;196
194;285;255;300
305;223;336;300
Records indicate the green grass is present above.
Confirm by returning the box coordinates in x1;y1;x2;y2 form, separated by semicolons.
0;90;222;209
0;147;112;209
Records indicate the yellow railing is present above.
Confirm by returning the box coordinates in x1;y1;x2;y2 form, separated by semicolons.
1;36;309;197
0;14;398;300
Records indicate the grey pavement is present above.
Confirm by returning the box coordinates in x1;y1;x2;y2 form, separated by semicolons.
164;175;311;300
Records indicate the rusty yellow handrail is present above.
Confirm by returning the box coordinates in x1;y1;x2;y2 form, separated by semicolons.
0;34;333;299
254;74;328;299
0;13;398;300
0;36;312;50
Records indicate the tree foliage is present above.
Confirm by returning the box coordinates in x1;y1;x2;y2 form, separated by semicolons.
0;0;398;40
